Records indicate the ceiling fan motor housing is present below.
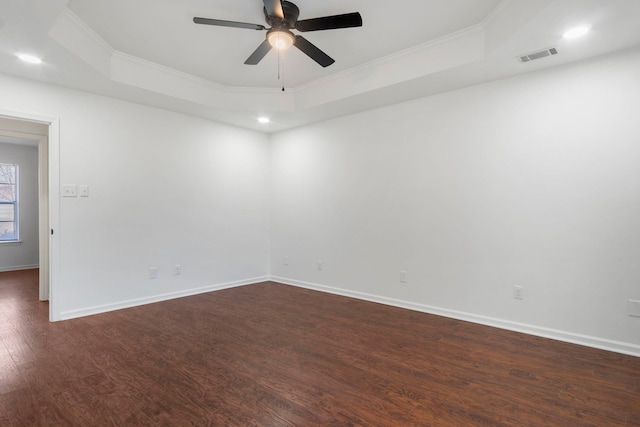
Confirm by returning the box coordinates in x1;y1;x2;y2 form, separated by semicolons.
264;0;300;29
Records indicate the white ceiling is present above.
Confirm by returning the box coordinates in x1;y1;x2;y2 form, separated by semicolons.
2;0;640;132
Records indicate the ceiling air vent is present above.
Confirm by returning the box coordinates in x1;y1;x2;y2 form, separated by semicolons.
518;47;558;63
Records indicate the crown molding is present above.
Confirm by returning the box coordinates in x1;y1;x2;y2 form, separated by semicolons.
111;51;295;112
48;7;113;77
296;23;486;93
294;25;486;110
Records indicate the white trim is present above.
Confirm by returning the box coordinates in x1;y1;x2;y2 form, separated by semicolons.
482;0;511;27
112;51;281;94
48;119;60;319
270;276;640;358
295;24;485;93
58;276;269;321
0;264;38;272
48;7;114;77
37;129;49;302
59;8;115;56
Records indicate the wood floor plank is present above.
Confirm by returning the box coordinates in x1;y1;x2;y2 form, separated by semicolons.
1;269;639;425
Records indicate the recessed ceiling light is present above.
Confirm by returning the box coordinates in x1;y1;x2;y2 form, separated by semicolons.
563;25;591;39
15;53;43;64
257;117;270;124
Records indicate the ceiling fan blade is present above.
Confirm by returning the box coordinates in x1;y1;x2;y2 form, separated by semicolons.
294;35;335;67
295;12;362;32
244;39;273;65
263;0;284;19
193;17;266;31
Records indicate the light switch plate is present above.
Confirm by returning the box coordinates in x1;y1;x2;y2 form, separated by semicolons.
514;286;524;300
79;185;89;197
62;184;77;197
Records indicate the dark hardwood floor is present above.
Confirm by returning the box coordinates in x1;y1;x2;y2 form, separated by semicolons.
1;269;639;426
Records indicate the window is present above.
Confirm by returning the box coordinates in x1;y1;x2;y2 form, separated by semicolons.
0;163;19;241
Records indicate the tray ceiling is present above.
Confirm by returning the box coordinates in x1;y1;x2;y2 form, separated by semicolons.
2;0;640;131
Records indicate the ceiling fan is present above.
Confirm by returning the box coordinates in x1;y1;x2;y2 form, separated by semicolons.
193;0;363;68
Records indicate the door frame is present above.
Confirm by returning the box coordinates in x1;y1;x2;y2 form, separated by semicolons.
0;109;60;322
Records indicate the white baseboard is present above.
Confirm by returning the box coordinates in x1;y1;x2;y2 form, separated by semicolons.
270;276;640;358
59;276;269;321
0;264;39;273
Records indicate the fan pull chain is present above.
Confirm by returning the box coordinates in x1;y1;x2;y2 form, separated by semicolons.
277;44;285;92
281;53;285;92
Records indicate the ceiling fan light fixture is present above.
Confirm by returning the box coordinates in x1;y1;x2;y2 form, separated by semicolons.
194;1;362;66
267;30;295;50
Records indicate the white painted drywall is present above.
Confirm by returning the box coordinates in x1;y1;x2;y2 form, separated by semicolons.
0;73;270;319
269;47;640;354
0;142;39;271
1;46;639;355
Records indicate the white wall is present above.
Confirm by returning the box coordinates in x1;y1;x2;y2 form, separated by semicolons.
269;47;640;355
1;46;639;355
0;73;270;319
0;142;39;271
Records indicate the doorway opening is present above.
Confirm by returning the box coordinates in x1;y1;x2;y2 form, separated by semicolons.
0;111;60;321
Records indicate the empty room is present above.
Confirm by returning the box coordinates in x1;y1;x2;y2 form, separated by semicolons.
1;0;640;425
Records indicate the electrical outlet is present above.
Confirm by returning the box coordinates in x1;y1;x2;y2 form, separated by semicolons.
317;260;323;271
284;256;289;266
513;286;524;300
149;267;158;279
400;270;408;283
628;300;640;317
79;185;89;197
174;264;182;275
